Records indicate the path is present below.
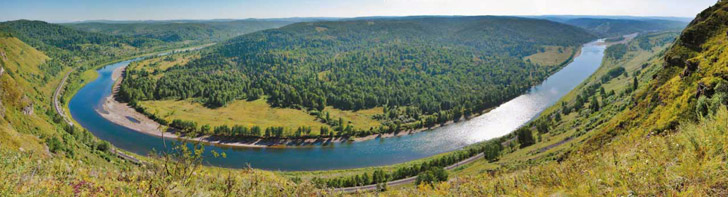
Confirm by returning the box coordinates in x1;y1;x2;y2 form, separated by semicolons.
54;68;143;165
334;152;484;193
53;68;74;126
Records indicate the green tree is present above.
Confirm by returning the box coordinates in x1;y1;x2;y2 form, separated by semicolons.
516;128;535;148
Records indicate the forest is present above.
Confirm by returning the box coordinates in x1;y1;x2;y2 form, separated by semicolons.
563;18;688;37
118;16;596;138
65;20;293;43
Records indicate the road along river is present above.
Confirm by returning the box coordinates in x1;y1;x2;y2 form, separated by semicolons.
69;40;606;171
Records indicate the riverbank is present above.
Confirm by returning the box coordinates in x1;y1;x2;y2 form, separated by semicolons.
98;64;493;148
96;41;585;149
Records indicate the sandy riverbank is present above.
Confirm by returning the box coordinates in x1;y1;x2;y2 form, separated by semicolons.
97;66;476;148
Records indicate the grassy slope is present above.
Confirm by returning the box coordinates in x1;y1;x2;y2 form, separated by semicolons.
0;34;315;196
449;32;675;177
0;37;57;153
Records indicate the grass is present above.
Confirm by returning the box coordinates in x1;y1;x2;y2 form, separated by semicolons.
127;52;199;80
386;107;728;196
139;98;329;133
524;46;575;66
322;107;382;130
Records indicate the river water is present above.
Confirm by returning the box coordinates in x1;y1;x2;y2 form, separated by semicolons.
69;40;606;171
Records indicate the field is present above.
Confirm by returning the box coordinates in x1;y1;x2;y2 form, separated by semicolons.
139;98;329;132
524;46;576;66
322;107;382;130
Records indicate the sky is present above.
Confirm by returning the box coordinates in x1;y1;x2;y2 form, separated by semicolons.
0;0;719;22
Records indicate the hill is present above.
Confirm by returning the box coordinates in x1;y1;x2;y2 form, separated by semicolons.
563;18;688;37
118;16;596;139
0;21;316;196
65;20;293;43
380;1;728;195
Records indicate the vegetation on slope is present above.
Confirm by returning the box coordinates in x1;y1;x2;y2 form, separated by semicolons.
564;18;688;37
119;16;595;139
307;27;680;192
0;21;315;196
381;1;728;195
65;20;293;43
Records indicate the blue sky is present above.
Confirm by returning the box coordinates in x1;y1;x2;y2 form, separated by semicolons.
1;0;719;22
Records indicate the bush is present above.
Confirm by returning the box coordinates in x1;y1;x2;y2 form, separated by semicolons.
415;167;448;186
517;128;535;148
45;137;64;153
97;141;111;152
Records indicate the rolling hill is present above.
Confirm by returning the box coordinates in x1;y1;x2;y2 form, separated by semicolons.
65;20;294;43
563;18;688;37
118;16;596;139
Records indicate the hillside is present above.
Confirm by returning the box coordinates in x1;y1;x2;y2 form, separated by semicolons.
119;16;595;139
65;20;293;43
380;1;728;195
0;22;317;196
564;18;688;37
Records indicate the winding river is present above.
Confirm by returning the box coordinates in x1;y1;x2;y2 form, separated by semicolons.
69;40;606;171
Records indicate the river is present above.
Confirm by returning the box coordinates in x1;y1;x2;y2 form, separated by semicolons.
69;40;606;171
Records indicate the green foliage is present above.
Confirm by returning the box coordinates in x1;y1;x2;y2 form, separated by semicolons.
96;141;111;152
119;16;594;139
317;141;497;188
605;44;627;60
66;20;292;42
0;20;162;52
415;167;448;187
601;66;626;83
516;128;535;148
483;142;503;161
564;18;687;37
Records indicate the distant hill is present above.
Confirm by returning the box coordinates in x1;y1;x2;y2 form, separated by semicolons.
563;18;688;37
64;20;294;42
0;20;173;68
532;15;693;23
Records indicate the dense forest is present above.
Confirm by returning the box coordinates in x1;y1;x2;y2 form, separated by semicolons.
563;18;688;37
65;20;293;43
0;20;163;61
118;16;595;138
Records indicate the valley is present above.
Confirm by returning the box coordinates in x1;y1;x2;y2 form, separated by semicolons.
1;0;725;195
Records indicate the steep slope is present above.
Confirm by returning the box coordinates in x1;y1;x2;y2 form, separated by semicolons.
65;20;293;43
565;18;688;37
119;16;595;139
382;1;728;195
0;25;316;197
